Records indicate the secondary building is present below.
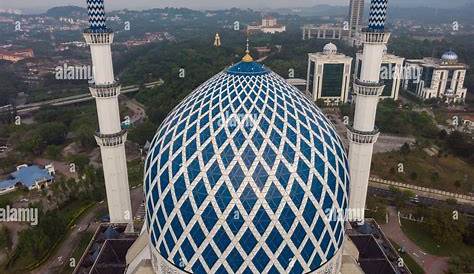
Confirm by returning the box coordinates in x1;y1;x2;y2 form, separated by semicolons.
247;16;286;34
306;43;352;106
403;50;468;103
354;46;405;100
0;164;55;194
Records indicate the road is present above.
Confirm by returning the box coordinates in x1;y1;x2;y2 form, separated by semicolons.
381;207;449;274
32;186;145;274
16;80;163;114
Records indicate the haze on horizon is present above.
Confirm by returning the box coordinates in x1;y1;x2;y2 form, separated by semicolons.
1;0;470;13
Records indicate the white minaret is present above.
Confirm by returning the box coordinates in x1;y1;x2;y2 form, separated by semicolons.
348;0;391;223
214;33;221;47
84;0;133;230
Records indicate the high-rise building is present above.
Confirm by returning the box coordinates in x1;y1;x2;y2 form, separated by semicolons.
347;0;391;223
306;43;352;106
354;46;405;100
403;50;468;104
84;0;133;229
348;0;365;38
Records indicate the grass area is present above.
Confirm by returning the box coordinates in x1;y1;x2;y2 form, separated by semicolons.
0;189;28;207
60;231;94;274
372;149;474;194
365;209;386;224
4;200;95;272
401;219;474;257
389;239;425;274
365;196;388;224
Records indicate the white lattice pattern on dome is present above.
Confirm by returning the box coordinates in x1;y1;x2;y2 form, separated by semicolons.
144;65;350;274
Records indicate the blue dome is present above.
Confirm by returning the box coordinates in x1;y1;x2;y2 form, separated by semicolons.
144;61;350;274
441;50;458;62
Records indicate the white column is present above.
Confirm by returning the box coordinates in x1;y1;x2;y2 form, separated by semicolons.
85;32;134;230
348;30;390;223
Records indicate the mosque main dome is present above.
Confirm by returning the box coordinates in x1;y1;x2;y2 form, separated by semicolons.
144;53;350;274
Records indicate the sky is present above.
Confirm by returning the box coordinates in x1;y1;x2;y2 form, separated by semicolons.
1;0;349;12
0;0;469;13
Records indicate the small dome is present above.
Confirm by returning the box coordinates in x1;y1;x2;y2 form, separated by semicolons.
323;43;337;54
441;50;458;63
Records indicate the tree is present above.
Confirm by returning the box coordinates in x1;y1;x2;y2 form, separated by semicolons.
425;209;466;245
74;123;96;149
45;145;62;160
128;120;157;146
400;142;411;155
448;253;474;274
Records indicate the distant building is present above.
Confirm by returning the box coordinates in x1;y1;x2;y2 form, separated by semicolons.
0;48;34;63
0;164;55;194
354;46;405;100
302;24;343;40
306;43;353;105
247;16;286;34
348;0;364;37
403;50;468;103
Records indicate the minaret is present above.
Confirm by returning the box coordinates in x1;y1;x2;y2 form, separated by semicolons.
84;0;133;230
214;33;221;47
348;0;390;223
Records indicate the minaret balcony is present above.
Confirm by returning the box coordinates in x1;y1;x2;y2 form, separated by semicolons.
347;126;380;144
352;80;385;97
361;30;391;44
95;129;128;147
83;30;114;45
89;82;121;98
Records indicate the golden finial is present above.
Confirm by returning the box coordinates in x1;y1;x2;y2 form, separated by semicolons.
242;37;254;62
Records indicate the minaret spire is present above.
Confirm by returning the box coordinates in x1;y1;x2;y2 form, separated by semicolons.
242;37;254;62
348;0;390;223
84;0;133;231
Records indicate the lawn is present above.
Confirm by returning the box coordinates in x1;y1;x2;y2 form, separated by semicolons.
371;149;474;194
389;239;425;274
401;219;474;257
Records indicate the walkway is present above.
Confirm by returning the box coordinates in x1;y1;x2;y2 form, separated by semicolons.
381;206;448;274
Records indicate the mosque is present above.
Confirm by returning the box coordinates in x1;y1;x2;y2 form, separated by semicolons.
75;0;405;274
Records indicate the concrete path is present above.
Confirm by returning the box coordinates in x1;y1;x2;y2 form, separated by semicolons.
381;206;449;274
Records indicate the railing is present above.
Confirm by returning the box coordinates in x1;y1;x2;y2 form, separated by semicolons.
95;129;128;147
83;31;114;45
353;80;385;96
347;126;380;144
89;82;121;98
362;30;391;44
369;177;474;202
